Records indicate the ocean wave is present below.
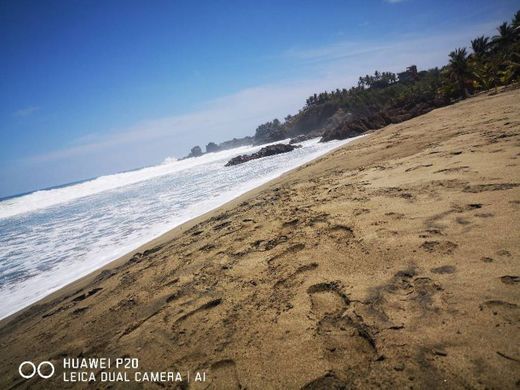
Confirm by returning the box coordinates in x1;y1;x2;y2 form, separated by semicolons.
0;144;258;220
0;136;361;319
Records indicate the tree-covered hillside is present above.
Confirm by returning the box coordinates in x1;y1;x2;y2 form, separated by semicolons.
186;10;519;157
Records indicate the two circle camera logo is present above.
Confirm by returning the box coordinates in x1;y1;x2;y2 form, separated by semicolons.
18;361;54;379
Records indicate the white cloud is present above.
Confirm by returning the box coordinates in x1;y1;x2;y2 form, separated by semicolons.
28;81;327;163
285;21;498;65
285;41;391;63
13;106;40;117
26;20;501;165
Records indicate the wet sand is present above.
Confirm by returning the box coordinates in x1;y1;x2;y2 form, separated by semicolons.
0;88;519;389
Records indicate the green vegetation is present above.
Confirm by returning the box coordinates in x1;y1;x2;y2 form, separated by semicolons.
188;11;520;157
252;10;519;143
443;11;520;97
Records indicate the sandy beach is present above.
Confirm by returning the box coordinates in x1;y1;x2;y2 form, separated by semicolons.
1;88;519;388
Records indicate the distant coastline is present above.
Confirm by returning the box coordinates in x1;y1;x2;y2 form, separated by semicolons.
183;11;520;160
3;12;517;201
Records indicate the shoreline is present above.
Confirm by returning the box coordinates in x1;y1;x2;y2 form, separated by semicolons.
1;89;518;388
0;136;364;326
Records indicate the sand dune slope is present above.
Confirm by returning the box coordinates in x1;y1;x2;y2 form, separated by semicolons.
0;89;519;389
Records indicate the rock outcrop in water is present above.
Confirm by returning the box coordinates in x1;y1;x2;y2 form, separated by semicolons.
253;119;287;145
185;146;203;158
205;142;219;153
225;143;301;167
289;134;317;144
219;136;254;150
183;137;255;159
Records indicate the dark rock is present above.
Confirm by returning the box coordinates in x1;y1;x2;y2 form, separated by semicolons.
320;108;351;133
206;142;220;153
431;265;456;274
218;136;254;150
500;275;519;285
183;137;255;160
225;143;301;167
320;119;367;142
185;145;203;158
432;348;448;356
253;119;287;145
286;102;340;137
320;98;447;143
289;134;318;144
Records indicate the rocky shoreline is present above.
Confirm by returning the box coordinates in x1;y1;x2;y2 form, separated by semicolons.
225;143;302;166
182;65;452;160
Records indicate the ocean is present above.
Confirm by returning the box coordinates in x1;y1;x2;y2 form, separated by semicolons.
0;137;359;319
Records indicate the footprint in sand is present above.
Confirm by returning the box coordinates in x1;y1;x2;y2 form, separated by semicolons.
479;300;519;323
463;183;520;193
207;359;241;389
361;268;445;328
497;249;511;257
71;287;103;302
405;163;433;172
301;372;349;389
431;265;456;274
326;225;355;244
434;166;470;174
420;240;458;255
353;208;370;216
307;282;350;317
306;282;376;373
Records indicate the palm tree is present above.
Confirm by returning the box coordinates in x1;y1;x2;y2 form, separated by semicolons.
512;10;520;29
447;48;472;98
471;36;490;57
499;51;520;84
493;22;515;49
472;59;500;92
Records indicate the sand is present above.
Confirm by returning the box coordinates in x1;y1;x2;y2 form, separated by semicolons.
0;88;519;389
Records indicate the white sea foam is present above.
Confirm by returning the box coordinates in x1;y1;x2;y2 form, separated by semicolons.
0;145;261;220
0;136;362;319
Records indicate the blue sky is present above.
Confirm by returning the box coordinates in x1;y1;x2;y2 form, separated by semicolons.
0;0;518;198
